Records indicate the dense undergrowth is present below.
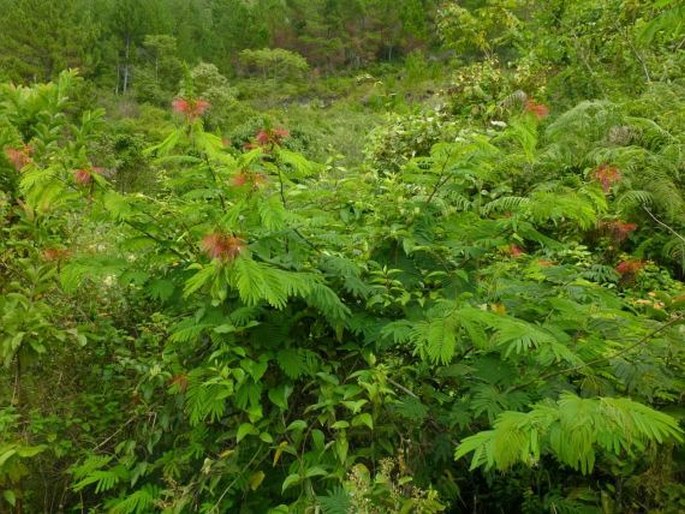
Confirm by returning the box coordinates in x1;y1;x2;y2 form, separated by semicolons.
2;1;685;513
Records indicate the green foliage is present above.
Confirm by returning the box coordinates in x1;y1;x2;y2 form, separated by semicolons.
181;62;241;132
1;3;685;513
455;393;683;474
239;48;309;81
319;459;445;513
134;35;183;105
437;1;524;60
365;110;461;173
0;409;47;510
0;0;100;81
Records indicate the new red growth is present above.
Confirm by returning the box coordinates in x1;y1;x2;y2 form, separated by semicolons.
4;145;32;170
201;233;246;262
600;220;638;242
169;373;189;393
593;165;622;193
41;247;70;262
508;244;525;257
231;170;268;189
616;259;645;276
232;172;248;187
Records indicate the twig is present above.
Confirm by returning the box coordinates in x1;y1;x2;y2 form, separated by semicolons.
138;200;200;253
388;378;419;399
123;220;187;260
642;205;685;244
12;359;20;406
676;36;685;52
92;416;138;451
293;228;320;252
210;445;265;513
425;151;454;205
204;157;227;212
278;169;288;208
426;174;453;205
617;23;651;82
572;35;596;77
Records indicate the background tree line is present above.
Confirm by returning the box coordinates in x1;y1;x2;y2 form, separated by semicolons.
0;0;439;86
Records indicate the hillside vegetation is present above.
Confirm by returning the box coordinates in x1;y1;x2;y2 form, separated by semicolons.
1;1;685;513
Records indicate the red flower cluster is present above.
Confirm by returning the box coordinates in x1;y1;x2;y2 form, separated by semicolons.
231;170;268;189
600;220;638;242
232;173;248;187
255;127;289;147
593;165;621;193
73;166;105;186
4;144;32;170
615;259;645;276
41;247;70;262
201;233;246;262
73;168;93;185
508;244;525;257
172;97;210;121
525;100;549;120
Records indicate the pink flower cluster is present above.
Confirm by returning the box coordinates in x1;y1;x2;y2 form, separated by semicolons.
172;97;210;121
201;233;246;262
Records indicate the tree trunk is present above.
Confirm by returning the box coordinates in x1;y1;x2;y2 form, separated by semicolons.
123;35;131;94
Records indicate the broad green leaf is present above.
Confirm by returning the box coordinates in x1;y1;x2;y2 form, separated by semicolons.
249;471;266;491
281;473;302;492
351;413;373;429
3;490;16;507
236;423;258;443
286;420;307;432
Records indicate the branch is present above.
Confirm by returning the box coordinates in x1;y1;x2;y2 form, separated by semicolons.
617;23;651;82
425;153;453;205
642;205;685;244
211;445;265;513
92;415;139;451
293;228;320;252
507;312;685;393
123;220;187;261
388;378;419;399
204;156;227;212
571;35;596;77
